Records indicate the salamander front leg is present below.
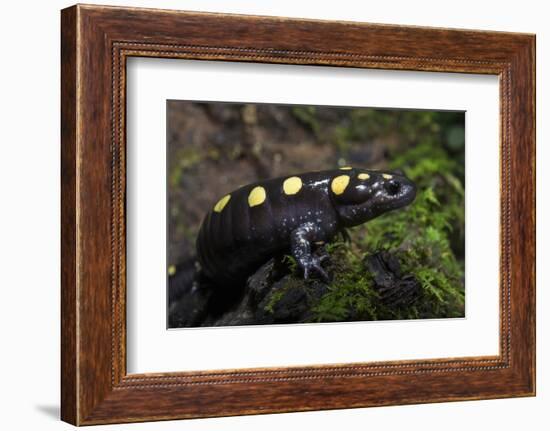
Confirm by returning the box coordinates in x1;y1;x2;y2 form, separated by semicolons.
290;222;329;281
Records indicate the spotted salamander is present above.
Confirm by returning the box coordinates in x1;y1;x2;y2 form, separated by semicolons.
196;167;416;285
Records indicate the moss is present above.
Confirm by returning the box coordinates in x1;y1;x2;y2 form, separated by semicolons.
311;242;379;322
352;184;465;319
263;273;312;315
281;254;298;273
348;133;466;319
264;281;292;314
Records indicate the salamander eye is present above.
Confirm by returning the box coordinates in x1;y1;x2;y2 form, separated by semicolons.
384;179;401;196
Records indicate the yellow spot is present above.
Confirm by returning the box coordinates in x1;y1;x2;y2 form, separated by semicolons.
168;265;176;276
283;176;302;195
339;166;353;170
331;175;350;195
248;186;266;207
213;194;231;212
358;173;370;180
382;174;393;179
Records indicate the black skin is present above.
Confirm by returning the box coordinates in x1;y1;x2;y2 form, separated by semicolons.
196;168;416;286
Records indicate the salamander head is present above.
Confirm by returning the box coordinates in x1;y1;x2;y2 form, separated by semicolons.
330;168;416;227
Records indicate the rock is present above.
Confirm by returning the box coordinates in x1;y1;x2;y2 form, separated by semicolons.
365;252;421;307
168;250;421;328
247;258;288;307
269;283;308;321
201;258;290;327
168;255;332;327
168;270;215;328
167;259;198;304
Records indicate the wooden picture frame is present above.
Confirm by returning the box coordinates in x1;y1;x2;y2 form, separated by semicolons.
61;4;535;425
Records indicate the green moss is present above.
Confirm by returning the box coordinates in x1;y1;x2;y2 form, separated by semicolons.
264;280;293;314
311;242;378;322
352;185;465;319
349;134;466;319
281;254;298;273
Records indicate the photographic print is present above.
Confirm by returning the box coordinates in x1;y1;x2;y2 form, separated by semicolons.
61;6;535;423
167;101;465;328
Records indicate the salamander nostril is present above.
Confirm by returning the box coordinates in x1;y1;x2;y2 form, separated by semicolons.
385;180;400;196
